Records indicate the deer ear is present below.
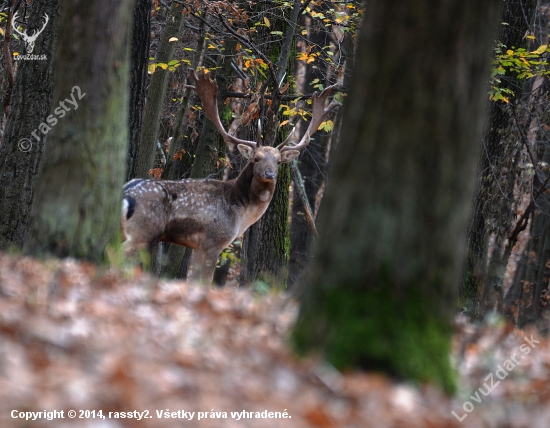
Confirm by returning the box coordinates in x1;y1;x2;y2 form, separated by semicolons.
280;150;300;163
237;144;255;160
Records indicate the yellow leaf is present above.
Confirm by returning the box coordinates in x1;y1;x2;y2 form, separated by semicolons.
168;37;178;42
148;64;156;74
506;49;514;55
301;29;307;36
0;27;4;36
531;44;547;55
13;51;19;56
279;120;289;127
159;63;168;70
318;120;334;132
264;17;270;27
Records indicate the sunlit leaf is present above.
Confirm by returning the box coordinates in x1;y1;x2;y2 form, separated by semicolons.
318;120;334;132
531;45;547;55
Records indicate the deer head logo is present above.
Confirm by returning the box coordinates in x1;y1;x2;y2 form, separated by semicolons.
12;12;49;54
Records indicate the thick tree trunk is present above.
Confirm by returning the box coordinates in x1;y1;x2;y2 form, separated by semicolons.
127;0;152;181
25;0;135;262
0;0;61;250
240;1;301;287
461;0;537;316
292;0;499;393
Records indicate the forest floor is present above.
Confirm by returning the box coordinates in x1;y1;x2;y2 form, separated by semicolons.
1;253;550;428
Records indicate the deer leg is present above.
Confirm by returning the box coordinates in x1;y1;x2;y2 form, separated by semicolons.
189;247;220;284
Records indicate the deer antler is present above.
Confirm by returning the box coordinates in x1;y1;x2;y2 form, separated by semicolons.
278;85;341;152
190;70;258;149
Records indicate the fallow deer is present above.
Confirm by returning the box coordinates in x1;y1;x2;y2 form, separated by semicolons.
122;70;339;283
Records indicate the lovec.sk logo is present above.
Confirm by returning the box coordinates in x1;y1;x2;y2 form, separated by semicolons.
11;12;49;54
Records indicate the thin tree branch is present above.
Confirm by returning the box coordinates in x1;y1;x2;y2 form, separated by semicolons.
4;0;15;94
290;159;319;238
504;172;550;256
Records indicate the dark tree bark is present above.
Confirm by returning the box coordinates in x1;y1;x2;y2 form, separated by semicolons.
127;0;152;180
0;0;61;250
288;13;337;288
461;0;537;317
292;0;499;393
240;2;301;286
504;79;550;326
25;0;135;262
135;2;185;179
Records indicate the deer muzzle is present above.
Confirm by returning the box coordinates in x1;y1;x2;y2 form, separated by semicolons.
262;170;276;181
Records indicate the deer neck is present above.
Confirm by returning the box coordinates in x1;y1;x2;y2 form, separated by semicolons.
234;161;276;208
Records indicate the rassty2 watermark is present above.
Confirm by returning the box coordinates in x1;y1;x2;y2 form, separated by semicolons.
18;86;86;153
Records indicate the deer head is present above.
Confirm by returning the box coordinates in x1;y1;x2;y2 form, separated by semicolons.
12;12;49;54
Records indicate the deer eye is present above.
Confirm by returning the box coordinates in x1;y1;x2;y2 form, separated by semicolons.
254;157;260;162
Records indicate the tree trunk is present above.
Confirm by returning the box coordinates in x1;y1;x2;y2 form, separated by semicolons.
505;79;550;325
25;0;135;262
135;2;185;178
127;0;152;180
0;0;61;250
292;0;499;393
461;0;537;317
